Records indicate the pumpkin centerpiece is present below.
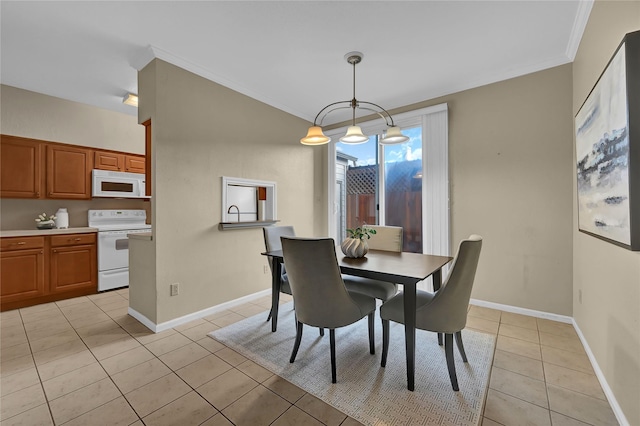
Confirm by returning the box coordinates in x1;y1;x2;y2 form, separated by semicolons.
340;226;377;258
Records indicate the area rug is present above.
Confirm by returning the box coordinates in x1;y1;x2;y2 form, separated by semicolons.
208;303;495;426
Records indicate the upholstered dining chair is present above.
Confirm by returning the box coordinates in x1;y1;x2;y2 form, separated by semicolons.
281;236;377;383
341;225;403;302
379;234;483;391
263;225;295;322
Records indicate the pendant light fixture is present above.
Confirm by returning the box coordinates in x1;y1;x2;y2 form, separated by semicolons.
300;52;409;146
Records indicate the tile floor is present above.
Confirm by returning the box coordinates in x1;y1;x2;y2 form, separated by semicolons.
0;290;619;426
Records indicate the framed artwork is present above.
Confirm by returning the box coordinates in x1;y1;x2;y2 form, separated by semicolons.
575;30;640;250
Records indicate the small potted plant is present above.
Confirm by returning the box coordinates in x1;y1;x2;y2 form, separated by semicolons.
35;212;57;230
340;226;377;258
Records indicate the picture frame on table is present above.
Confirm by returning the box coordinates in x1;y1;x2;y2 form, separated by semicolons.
575;30;640;251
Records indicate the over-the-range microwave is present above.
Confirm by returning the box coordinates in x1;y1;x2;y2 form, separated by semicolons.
92;169;147;199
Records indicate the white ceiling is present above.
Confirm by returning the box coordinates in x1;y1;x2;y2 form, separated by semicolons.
1;1;592;125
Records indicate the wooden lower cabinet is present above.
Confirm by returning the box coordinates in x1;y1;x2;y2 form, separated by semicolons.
0;233;97;311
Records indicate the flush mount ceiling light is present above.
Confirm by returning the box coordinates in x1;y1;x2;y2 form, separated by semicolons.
300;52;409;146
123;93;138;107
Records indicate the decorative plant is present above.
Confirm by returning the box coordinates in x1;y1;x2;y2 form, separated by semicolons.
35;212;56;223
346;226;377;240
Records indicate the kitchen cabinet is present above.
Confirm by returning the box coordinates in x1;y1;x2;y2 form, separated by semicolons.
0;135;44;198
0;232;97;311
95;150;145;174
46;144;93;199
125;154;145;173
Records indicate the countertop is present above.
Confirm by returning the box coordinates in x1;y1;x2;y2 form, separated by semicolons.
0;227;98;238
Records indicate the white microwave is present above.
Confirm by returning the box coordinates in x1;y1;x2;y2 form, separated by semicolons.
92;169;147;198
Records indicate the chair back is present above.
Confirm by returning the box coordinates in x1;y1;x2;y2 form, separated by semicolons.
281;237;367;329
416;235;482;333
365;225;403;252
263;226;295;273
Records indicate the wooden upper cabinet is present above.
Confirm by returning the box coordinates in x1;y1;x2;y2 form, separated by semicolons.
125;155;145;173
94;150;124;171
46;144;93;199
0;135;44;198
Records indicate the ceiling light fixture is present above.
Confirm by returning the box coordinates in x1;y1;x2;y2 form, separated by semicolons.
301;52;409;146
123;93;138;107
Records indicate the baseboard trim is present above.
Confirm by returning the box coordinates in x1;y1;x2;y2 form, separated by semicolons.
128;289;271;333
469;298;573;324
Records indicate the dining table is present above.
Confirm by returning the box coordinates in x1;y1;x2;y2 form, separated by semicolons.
261;247;453;391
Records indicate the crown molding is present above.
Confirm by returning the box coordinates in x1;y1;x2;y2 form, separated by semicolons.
566;0;594;60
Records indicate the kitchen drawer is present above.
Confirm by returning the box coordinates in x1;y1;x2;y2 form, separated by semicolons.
51;233;96;247
1;236;45;251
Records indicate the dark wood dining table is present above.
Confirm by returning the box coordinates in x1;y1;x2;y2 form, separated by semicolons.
261;248;453;391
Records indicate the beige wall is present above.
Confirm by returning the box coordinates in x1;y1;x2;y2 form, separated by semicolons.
572;2;640;424
0;85;148;229
138;59;320;323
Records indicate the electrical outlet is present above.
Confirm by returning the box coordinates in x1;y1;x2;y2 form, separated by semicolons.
170;283;180;296
263;265;268;274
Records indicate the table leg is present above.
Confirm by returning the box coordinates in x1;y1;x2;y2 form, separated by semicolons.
271;257;282;332
404;282;417;391
433;270;443;346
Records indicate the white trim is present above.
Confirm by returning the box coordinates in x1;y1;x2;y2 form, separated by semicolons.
128;289;271;333
565;0;594;61
572;320;630;426
470;298;573;324
221;176;277;222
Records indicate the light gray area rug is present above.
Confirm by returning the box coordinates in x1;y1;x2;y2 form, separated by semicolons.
209;303;495;426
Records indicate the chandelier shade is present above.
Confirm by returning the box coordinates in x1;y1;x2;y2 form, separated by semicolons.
301;52;409;146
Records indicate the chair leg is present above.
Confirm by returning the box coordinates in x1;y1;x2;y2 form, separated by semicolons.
438;332;443;346
330;329;337;383
266;307;273;322
368;312;375;355
319;328;325;336
445;333;459;391
455;331;468;362
381;319;389;367
290;321;303;363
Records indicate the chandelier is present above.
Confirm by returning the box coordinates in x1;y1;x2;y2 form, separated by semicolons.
300;51;409;146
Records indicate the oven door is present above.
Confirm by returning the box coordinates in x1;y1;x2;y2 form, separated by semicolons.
97;230;132;271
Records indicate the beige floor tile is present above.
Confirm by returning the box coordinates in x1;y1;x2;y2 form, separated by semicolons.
0;403;53;425
179;322;221;341
36;350;96;381
263;375;306;404
295;393;347;426
222;385;290;426
499;323;540;344
537;319;577;339
215;347;248;367
271;405;324;426
111;358;171;394
19;302;57;315
87;291;123;303
92;295;127;309
489;367;548;408
501;312;538;330
197;336;225;353
197;368;259;410
48;378;121;424
481;418;502;426
340;416;365;426
32;339;87;366
0;383;46;420
496;335;542;360
237;359;274;383
142;391;217;426
466;316;499;334
124;373;191;418
0;309;22;321
0;342;31;362
29;329;81;353
121;320;154;336
232;304;269;318
200;413;234;426
67;312;112;329
468;305;502;322
144;332;192;356
55;296;90;308
103;306;129;319
81;326;130;349
159;342;210;370
42;362;106;400
90;335;142;361
483;389;551;426
0;354;36;377
173;318;208;332
493;349;544;381
209;312;245;328
0;325;28;348
63;396;139;426
541;346;594;375
99;345;156;376
547;384;617;425
74;318;120;338
20;308;66;325
24;322;74;342
550;411;593;426
176;354;233;388
0;367;40;397
59;303;101;320
204;309;236;322
539;332;585;354
544;363;606;400
98;299;129;313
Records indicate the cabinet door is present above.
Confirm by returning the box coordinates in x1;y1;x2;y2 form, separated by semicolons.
50;243;96;294
1;248;46;303
46;144;93;199
95;151;124;171
0;135;44;198
125;155;145;173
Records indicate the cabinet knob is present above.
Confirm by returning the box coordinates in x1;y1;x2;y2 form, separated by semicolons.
53;249;57;253
36;192;40;197
74;238;81;242
16;242;26;245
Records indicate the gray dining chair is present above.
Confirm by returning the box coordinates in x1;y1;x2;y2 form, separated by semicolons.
263;225;295;322
281;236;377;383
341;225;403;301
379;234;483;391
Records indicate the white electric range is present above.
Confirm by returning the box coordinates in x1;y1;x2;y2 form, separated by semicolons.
88;209;151;291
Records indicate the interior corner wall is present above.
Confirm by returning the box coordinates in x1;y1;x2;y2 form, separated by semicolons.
145;60;315;324
572;2;640;424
